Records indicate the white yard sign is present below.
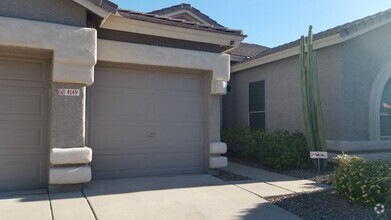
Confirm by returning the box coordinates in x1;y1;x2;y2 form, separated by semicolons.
58;88;80;97
310;151;328;159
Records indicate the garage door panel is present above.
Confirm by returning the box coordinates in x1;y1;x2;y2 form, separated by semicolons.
0;59;45;82
93;154;153;172
154;126;202;142
91;125;151;145
92;153;202;178
94;68;150;89
93;143;202;154
0;93;45;116
155;95;202;122
148;142;202;151
90;93;154;121
151;152;202;169
152;74;202;93
0;127;43;149
0;155;47;191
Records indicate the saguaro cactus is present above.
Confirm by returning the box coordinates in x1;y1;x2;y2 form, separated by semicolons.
300;26;328;169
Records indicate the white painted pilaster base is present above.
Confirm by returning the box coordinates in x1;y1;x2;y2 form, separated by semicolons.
49;166;92;185
210;142;227;154
50;147;92;165
210;156;228;169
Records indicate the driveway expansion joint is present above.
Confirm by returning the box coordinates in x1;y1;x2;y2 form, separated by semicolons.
47;188;54;220
82;186;98;220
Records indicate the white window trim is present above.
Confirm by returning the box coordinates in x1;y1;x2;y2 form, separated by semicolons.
369;62;391;141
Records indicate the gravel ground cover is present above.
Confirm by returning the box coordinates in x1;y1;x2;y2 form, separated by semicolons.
228;157;390;220
268;190;390;220
277;164;335;185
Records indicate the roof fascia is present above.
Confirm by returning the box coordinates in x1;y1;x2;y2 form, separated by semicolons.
73;0;110;18
161;9;211;25
100;14;245;48
229;54;246;62
232;18;391;73
231;34;342;73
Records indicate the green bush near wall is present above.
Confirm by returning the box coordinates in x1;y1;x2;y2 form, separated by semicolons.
221;128;311;170
332;155;391;208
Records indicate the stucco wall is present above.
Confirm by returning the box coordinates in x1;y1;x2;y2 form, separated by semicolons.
0;0;86;26
341;23;391;141
50;83;86;149
224;44;343;140
227;56;304;132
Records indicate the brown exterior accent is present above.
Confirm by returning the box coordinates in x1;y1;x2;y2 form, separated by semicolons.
237;8;391;65
148;3;224;27
98;29;222;53
228;43;269;59
118;10;244;36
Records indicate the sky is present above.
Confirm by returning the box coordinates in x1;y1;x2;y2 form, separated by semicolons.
112;0;391;48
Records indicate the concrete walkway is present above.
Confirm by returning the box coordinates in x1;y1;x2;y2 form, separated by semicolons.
223;162;334;199
0;174;302;220
0;163;334;220
82;174;301;220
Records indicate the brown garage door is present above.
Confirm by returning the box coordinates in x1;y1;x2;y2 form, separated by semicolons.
0;55;49;191
88;65;204;179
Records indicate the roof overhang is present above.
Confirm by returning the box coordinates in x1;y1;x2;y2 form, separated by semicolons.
232;17;391;73
161;9;211;25
230;54;246;63
100;14;246;50
231;34;341;73
73;0;118;24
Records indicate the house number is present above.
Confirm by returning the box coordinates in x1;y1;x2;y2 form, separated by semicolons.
58;88;80;97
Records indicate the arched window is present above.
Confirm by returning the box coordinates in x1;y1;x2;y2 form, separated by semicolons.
380;78;391;140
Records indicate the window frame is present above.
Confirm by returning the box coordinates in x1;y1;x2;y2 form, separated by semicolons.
227;85;232;93
380;78;391;140
248;80;265;130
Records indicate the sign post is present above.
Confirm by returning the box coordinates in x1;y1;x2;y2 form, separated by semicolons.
310;151;328;171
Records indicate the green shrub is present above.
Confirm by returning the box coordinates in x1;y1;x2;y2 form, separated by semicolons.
221;128;311;170
221;127;256;158
257;130;310;170
334;153;366;167
332;157;391;206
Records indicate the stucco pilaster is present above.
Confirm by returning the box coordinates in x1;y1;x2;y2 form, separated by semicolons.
50;83;86;149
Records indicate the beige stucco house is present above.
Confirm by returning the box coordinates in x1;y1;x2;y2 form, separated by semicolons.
0;0;245;191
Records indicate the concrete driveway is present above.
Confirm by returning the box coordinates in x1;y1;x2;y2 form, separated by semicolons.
0;174;301;220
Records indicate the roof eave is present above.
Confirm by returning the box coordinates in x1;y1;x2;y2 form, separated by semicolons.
101;14;246;51
231;34;342;73
73;0;118;23
232;15;391;73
